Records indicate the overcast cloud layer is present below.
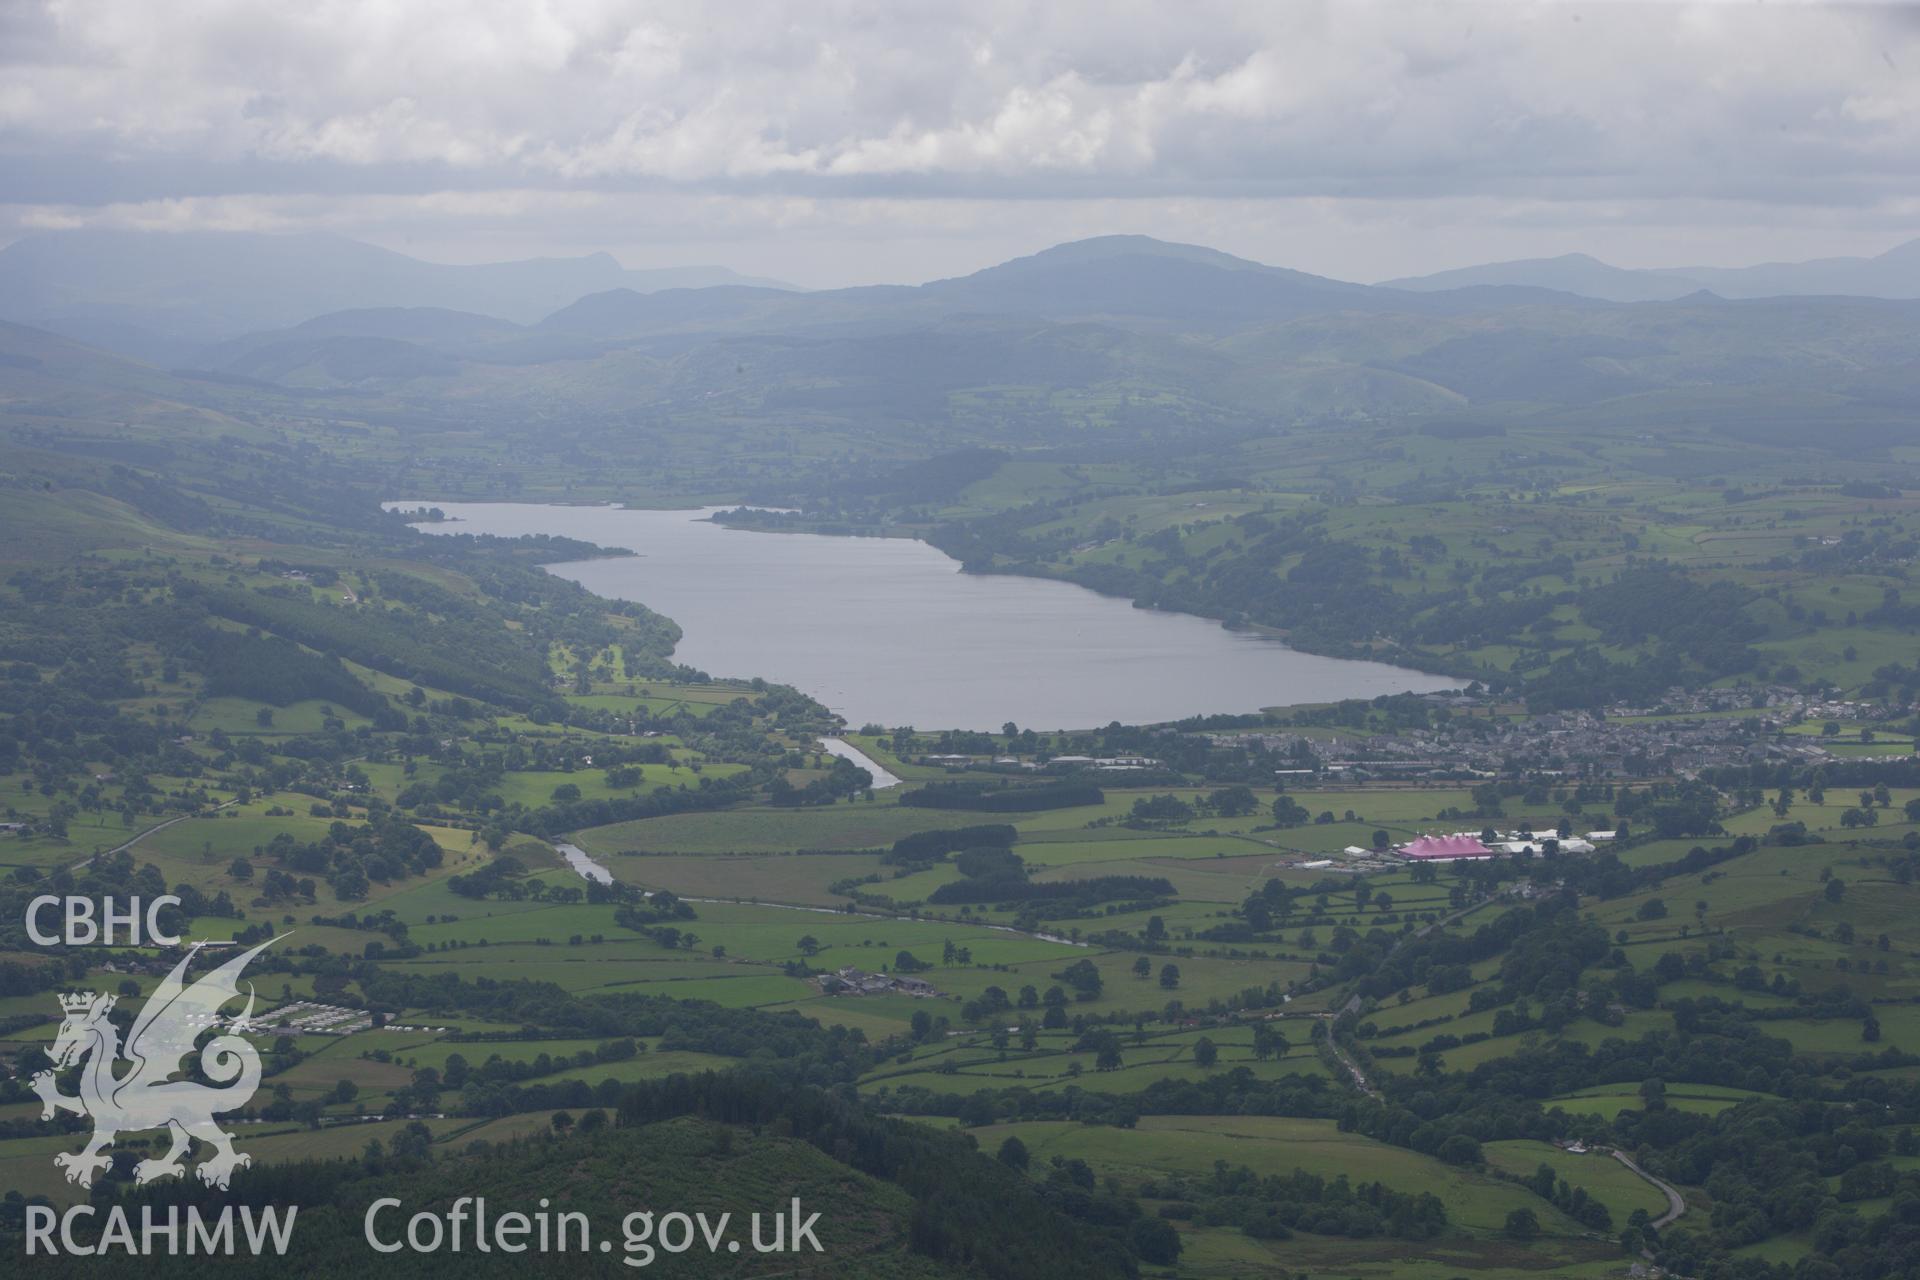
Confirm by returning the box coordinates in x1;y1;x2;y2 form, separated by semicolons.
3;0;1918;285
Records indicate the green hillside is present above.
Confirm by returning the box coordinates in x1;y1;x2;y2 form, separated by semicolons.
16;1112;973;1278
6;233;1920;1278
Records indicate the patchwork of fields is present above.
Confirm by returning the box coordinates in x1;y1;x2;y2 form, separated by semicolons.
10;757;1920;1274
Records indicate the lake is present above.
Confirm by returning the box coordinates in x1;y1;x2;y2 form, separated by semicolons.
392;502;1458;730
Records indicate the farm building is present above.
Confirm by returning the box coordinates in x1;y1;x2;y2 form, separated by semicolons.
820;967;942;998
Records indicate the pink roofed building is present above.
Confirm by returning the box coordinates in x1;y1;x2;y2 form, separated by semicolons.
1398;833;1495;861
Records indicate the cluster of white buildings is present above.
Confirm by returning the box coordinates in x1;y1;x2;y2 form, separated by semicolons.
1389;829;1616;863
269;999;374;1035
915;753;1160;772
818;966;941;998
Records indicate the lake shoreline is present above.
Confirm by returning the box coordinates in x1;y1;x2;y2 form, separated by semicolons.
391;500;1460;729
708;507;1473;686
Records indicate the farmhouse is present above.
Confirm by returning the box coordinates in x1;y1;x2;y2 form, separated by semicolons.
820;966;942;998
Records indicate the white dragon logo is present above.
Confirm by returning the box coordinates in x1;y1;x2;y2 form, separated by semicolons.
30;937;280;1190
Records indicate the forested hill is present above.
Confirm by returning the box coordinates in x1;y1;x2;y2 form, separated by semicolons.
16;1074;1140;1280
8;223;1920;709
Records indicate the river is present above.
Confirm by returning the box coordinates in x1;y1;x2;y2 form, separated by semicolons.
818;737;902;789
553;841;613;884
392;501;1457;730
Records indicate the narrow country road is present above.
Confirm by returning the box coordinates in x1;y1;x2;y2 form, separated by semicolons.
673;892;1092;948
1611;1149;1687;1229
1340;891;1500;1017
1323;892;1505;1094
68;801;238;871
1322;1032;1380;1097
553;841;1092;948
106;808;209;855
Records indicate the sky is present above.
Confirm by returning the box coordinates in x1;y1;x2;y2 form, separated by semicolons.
3;0;1918;287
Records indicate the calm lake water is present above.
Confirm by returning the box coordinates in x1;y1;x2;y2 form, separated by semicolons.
394;502;1457;730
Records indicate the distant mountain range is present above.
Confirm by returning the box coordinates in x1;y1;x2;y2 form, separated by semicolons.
6;231;1920;437
1381;239;1920;302
9;229;1920;374
0;230;795;363
477;235;1584;350
158;236;1600;390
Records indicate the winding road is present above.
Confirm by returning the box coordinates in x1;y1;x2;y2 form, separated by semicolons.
1324;889;1504;1092
1313;885;1688;1235
1611;1149;1687;1229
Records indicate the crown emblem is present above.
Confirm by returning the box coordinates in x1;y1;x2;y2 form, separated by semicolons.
36;936;280;1193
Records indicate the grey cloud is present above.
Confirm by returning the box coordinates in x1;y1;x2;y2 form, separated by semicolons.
1;1;1917;281
1;3;1912;192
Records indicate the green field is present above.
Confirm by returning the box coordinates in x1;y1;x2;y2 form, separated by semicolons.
9;309;1920;1279
1482;1141;1671;1224
969;1117;1588;1238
